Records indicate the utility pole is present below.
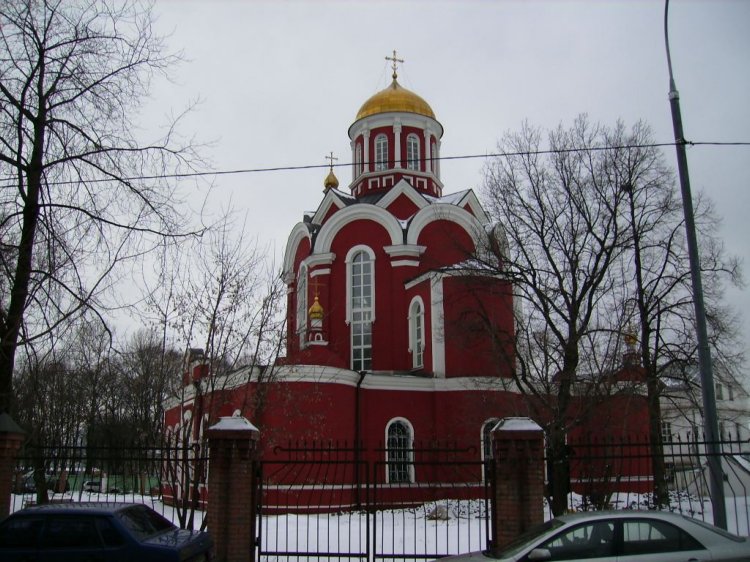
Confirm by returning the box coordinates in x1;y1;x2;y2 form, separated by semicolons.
664;0;726;529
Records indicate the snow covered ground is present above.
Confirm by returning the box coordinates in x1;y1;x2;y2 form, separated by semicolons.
9;490;750;560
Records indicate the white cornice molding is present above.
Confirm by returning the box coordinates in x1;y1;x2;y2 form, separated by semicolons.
349;111;444;142
304;252;336;269
384;244;426;258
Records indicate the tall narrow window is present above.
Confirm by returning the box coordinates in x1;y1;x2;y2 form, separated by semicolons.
408;297;425;369
375;134;388;171
386;419;414;483
296;264;308;346
406;134;420;171
356;144;363;177
349;249;373;371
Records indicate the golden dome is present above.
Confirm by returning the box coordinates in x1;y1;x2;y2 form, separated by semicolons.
308;295;324;320
323;168;339;190
355;78;435;121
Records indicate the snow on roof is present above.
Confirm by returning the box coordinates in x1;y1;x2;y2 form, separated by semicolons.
437;189;471;205
208;416;259;432
493;417;543;432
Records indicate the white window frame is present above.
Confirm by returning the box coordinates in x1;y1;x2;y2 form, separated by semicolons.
356;144;363;177
408;296;425;369
296;264;308;347
375;134;388;171
406;134;420;171
385;417;415;484
347;246;375;371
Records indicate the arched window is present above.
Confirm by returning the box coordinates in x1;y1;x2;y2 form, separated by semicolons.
375;134;388;171
348;247;374;371
408;297;425;369
406;134;420;171
296;264;308;346
356;144;363;177
386;418;414;483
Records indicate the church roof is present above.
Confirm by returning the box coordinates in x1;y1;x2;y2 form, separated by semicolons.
355;77;435;120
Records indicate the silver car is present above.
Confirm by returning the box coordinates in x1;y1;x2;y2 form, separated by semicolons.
446;511;749;561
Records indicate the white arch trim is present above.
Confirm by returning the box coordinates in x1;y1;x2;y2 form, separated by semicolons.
315;205;403;253
406;204;486;249
282;222;313;280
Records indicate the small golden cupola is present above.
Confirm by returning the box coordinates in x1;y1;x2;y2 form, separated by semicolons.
308;295;324;321
323;151;339;191
348;50;444;199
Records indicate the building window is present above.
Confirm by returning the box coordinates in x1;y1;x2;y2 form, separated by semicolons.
348;248;374;371
406;134;420;171
716;383;724;400
375;134;388;171
408;297;425;369
356;144;363;177
661;421;672;443
386;418;414;483
296;264;308;346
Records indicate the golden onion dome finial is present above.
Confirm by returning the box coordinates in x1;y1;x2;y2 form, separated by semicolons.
323;151;339;191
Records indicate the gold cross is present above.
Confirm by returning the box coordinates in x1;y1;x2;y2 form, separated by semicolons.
325;151;338;171
385;49;404;80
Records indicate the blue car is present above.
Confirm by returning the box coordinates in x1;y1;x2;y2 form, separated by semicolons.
0;502;213;561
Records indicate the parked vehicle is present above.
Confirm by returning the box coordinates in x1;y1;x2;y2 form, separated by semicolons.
444;511;749;562
0;502;213;562
82;480;101;492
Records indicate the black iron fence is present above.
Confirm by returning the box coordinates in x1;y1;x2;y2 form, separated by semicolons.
11;438;209;530
257;441;492;562
556;434;750;536
10;433;750;560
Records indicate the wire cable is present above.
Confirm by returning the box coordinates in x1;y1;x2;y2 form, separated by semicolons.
0;140;748;187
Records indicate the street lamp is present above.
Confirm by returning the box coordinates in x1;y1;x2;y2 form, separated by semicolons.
664;0;726;529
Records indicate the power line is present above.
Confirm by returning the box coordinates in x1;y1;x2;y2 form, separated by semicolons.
0;140;748;187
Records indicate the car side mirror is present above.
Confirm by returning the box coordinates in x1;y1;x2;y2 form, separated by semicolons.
527;548;552;561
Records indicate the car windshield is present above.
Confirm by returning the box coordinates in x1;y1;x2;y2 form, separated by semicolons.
117;506;175;541
494;519;565;558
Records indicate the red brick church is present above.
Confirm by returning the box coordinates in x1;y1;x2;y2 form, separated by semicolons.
164;56;650;496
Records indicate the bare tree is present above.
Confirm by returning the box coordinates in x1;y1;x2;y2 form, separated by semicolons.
139;216;286;530
0;0;203;413
480;116;743;515
482;116;633;515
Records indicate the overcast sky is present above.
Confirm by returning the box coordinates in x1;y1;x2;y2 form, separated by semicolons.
144;0;750;358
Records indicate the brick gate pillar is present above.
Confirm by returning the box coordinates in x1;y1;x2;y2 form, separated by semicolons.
206;416;260;562
0;413;25;520
490;417;545;554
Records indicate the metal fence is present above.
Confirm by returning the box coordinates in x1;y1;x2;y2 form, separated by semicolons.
11;439;209;530
558;434;750;536
257;442;492;562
